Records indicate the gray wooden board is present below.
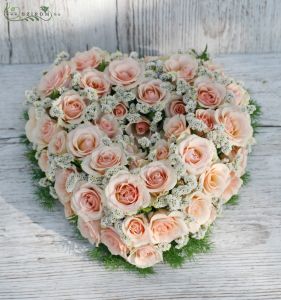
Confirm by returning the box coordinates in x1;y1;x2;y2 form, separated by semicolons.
0;54;281;299
1;0;281;63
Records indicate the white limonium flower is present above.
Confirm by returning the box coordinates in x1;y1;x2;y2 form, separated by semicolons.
25;88;39;104
138;137;151;148
53;51;69;65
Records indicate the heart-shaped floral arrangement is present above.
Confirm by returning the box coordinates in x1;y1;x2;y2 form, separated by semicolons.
23;47;260;274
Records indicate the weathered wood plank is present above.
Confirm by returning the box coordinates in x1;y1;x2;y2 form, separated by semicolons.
0;0;118;64
1;0;281;63
0;1;10;63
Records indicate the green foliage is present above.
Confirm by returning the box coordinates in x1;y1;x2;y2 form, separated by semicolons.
241;171;251;186
225;194;239;206
49;89;60;99
25;147;38;165
138;206;154;214
249;98;262;135
72;159;82;170
22;110;29;121
68;214;78;225
88;244;155;276
163;230;213;268
191;45;209;61
35;185;56;210
97;60;108;72
20;133;30;145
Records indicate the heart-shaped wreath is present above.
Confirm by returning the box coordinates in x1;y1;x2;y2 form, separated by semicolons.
23;47;260;275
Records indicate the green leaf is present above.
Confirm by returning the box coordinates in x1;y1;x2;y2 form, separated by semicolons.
97;60;108;72
249;98;262;135
35;186;56;210
72;159;82;169
49;89;60;100
68;214;78;225
163;230;213;268
241;171;251;186
138;206;153;214
22;110;29;121
191;45;209;61
20;134;30;145
163;243;185;268
225;194;239;206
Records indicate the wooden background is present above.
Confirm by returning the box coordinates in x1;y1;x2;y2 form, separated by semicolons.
1;0;281;64
1;0;281;299
0;54;281;299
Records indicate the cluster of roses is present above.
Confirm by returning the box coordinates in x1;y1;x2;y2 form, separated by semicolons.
25;47;255;268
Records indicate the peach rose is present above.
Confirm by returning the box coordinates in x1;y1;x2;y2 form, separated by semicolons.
71;47;104;71
78;217;101;245
82;144;127;175
57;91;86;124
122;214;150;247
195;77;226;108
38;150;49;172
199;163;231;197
215;105;253;147
48;130;67;155
227;83;250;106
105;58;144;89
67;124;102;158
155;139;169;160
105;170;151;214
25;107;37;143
38;62;72;97
183;191;213;233
164;54;198;81
98;114;121;139
80;69;110;97
101;227;128;257
137;79;167;106
177;135;216;175
165;96;186;117
126;116;151;138
163;114;189;139
113;102;128;119
71;182;104;221
26;110;59;146
195;109;215;131
54;168;76;205
149;210;188;244
140;161;177;193
127;244;163;268
222;171;243;203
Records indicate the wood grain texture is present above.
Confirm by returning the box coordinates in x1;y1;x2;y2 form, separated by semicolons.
0;54;281;299
1;0;281;63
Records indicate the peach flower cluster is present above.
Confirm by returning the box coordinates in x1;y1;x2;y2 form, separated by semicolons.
24;47;256;269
